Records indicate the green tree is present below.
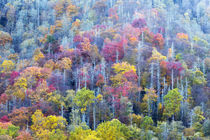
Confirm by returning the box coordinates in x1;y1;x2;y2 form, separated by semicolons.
96;119;131;140
49;129;67;140
193;106;205;133
163;88;183;119
203;119;210;136
0;124;19;138
74;88;95;123
167;121;184;140
74;88;95;112
140;116;153;130
69;126;99;140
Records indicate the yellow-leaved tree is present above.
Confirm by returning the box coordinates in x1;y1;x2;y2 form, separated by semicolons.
111;62;136;87
31;110;67;140
112;62;136;74
1;60;15;73
148;48;166;62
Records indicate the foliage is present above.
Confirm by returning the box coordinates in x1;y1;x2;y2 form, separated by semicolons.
33;49;45;62
203;119;210;136
0;31;12;46
192;106;205;133
8;107;31;128
69;126;98;140
0;94;8;104
0;124;19;138
112;62;136;74
163;88;183;118
31;110;67;139
130;114;142;128
74;88;95;112
152;33;164;49
1;60;15;73
57;57;72;71
102;38;127;62
148;48;166;62
167;121;185;140
140;116;153;130
96;119;131;140
0;0;209;139
132;18;147;28
16;131;33;140
176;33;189;40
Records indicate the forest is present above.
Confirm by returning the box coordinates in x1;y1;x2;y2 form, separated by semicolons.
0;0;209;139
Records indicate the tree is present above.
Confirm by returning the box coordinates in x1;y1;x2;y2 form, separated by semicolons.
163;88;183;119
203;119;210;136
192;69;206;85
56;57;72;71
8;107;31;129
8;67;52;101
192;106;205;133
69;126;98;140
140;116;153;130
102;38;127;63
0;94;8;104
1;60;15;73
96;119;131;140
132;18;147;28
74;88;95;123
31;110;67;140
0;31;12;46
142;88;157;116
112;62;136;74
0;123;19;138
33;48;45;62
49;129;67;140
152;33;164;49
167;121;185;140
148;48;166;62
16;131;33;140
176;33;189;40
130;114;142;128
111;62;137;87
74;88;95;113
10;77;27;100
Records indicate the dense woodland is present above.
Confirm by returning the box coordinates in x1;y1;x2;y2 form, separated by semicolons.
0;0;210;139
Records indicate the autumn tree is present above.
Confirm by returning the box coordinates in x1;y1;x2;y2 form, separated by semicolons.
111;62;137;87
0;31;12;46
7;67;52;101
15;131;33;140
0;60;15;73
148;48;166;63
69;126;98;140
152;33;164;49
0;122;19;138
8;107;31;129
31;110;67;140
102;38;127;63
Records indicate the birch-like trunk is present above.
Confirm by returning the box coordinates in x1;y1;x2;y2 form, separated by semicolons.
150;62;154;89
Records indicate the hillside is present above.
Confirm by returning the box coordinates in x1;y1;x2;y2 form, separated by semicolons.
0;0;210;139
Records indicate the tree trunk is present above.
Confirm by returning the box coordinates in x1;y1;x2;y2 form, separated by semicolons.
112;95;115;118
82;112;86;123
93;102;96;130
150;62;154;89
